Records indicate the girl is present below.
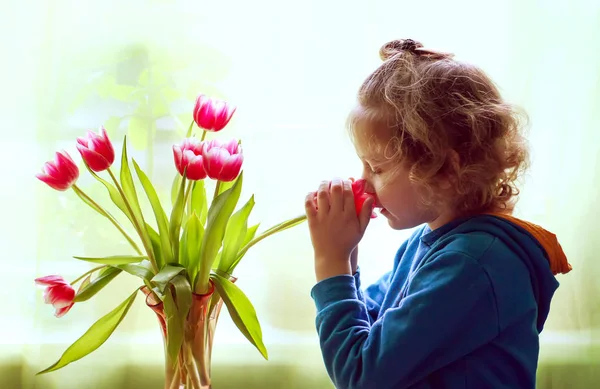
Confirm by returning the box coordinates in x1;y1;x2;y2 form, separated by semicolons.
304;39;571;389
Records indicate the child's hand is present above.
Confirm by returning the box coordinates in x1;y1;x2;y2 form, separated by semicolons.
305;178;374;282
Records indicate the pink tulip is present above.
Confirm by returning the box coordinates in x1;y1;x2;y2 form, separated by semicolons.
35;275;76;318
312;178;377;218
173;138;208;180
36;151;80;191
193;94;236;132
202;139;244;182
350;178;377;219
76;126;115;172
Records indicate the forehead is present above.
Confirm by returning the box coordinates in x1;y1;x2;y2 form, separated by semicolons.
349;113;395;163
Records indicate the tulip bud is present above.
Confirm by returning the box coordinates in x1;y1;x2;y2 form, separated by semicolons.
202;139;243;182
76;126;115;172
312;178;377;218
35;275;76;318
36;151;80;191
350;178;377;219
193;94;236;132
173;138;207;181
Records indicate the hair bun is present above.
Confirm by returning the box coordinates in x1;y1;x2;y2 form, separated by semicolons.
379;39;423;60
379;39;454;61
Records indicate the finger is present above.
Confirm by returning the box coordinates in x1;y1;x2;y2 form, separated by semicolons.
304;192;317;219
359;196;375;232
342;179;354;213
316;180;330;214
330;177;344;213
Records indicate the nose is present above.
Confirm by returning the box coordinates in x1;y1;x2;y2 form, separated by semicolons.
360;175;376;194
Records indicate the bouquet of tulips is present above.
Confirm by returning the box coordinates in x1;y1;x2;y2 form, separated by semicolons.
34;94;307;388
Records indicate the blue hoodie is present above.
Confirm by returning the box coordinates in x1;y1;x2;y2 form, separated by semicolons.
310;214;569;389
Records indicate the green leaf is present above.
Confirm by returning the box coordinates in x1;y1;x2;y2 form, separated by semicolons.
83;162;133;222
120;137;154;259
185;119;194;138
196;173;243;289
189;180;208;225
74;267;122;302
218;195;255;274
171;274;192;331
146;223;163;270
162;287;183;365
151;265;186;293
231;216;306;271
73;255;147;265
37;289;138;374
211;250;223;271
76;274;92;294
183;212;203;276
171;174;183;207
169;174;187;262
116;260;154;281
242;223;260;247
210;273;267;360
217;180;235;196
72;185;108;217
133;159;173;267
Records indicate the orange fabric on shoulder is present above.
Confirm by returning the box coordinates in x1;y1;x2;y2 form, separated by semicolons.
485;213;572;275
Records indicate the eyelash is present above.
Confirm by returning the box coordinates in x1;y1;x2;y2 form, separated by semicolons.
366;166;382;175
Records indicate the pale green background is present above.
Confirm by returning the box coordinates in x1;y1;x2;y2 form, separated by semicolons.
1;0;598;388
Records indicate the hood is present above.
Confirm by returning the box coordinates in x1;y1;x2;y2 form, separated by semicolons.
449;213;571;332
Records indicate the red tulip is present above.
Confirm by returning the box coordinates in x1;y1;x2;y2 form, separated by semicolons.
76;126;115;172
202;139;244;182
312;178;377;218
193;94;236;132
36;151;80;191
350;178;377;219
173;138;208;180
35;275;76;318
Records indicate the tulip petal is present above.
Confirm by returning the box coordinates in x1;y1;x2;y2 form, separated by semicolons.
219;154;244;182
55;303;74;318
186;155;207;180
95;126;115;164
35;173;72;191
203;148;229;179
223;139;240;155
44;284;76;308
214;103;236;131
55;151;80;180
76;144;110;172
35;275;68;286
172;145;185;175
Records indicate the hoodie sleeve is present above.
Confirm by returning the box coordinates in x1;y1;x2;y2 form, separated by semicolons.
354;268;392;324
310;250;500;389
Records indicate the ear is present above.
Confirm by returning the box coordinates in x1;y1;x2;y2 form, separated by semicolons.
439;150;460;189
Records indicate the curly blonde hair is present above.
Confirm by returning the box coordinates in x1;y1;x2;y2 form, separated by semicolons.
348;39;529;214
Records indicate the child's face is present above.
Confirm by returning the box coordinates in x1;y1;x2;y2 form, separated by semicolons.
353;128;453;231
358;152;438;230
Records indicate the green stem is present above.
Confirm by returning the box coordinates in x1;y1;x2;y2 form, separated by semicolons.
184;180;194;207
186;120;195;138
70;265;106;286
200;129;207;141
106;168;158;273
71;185;143;255
213;180;221;200
228;214;307;272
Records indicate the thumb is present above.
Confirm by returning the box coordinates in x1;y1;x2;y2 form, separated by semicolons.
359;196;375;232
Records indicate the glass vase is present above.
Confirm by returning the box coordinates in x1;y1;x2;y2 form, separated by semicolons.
142;277;235;389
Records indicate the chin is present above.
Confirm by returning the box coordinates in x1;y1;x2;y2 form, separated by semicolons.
383;212;421;231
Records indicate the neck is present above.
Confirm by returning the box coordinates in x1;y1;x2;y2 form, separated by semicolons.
427;211;459;230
